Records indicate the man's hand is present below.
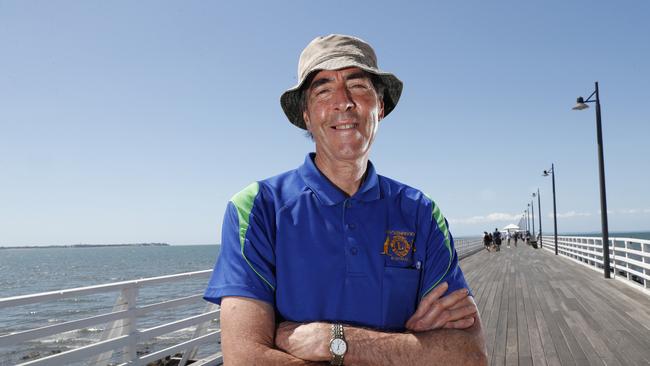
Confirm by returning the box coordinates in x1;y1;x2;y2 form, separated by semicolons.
275;321;330;362
405;282;477;332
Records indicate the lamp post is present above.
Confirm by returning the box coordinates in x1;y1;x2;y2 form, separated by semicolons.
543;164;558;255
526;205;531;233
522;211;527;232
533;189;542;248
530;199;535;239
573;81;611;278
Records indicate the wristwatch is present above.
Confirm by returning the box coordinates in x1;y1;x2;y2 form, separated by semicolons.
329;323;347;365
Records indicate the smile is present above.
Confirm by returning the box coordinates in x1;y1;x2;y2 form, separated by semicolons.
332;123;358;130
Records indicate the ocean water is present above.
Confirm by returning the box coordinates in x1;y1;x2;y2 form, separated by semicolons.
0;245;221;366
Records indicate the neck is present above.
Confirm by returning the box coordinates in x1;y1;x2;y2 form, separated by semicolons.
313;154;368;197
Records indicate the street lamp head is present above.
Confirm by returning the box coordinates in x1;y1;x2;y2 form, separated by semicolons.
572;96;589;110
532;192;536;197
543;170;550;176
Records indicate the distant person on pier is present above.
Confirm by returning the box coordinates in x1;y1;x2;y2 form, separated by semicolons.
506;231;511;248
525;230;531;245
483;231;492;252
204;34;487;365
513;231;519;247
493;229;502;252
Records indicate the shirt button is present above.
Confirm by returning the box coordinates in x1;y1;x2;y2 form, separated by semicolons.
347;223;356;229
350;247;358;255
345;201;352;208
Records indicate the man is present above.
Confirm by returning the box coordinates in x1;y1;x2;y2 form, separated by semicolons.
493;228;502;252
204;34;487;365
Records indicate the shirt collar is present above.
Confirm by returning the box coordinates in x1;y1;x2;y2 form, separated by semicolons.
298;153;381;206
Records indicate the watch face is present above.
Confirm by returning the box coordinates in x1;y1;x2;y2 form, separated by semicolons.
330;338;347;356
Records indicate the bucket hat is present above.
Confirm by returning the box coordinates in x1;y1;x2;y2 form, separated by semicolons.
280;34;403;129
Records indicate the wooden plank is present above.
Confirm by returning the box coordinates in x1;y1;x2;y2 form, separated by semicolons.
513;274;531;366
505;257;519;366
520;272;546;366
492;258;509;366
483;267;503;363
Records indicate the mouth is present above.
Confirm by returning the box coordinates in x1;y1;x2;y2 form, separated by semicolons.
331;123;358;130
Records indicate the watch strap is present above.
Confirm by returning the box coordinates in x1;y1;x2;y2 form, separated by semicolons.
330;323;346;365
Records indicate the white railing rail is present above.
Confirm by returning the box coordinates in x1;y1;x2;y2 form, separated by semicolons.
540;235;650;294
0;270;222;366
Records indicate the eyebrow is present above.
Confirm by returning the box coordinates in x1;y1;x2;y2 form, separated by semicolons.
309;71;371;90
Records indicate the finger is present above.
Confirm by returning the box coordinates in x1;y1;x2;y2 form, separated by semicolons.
447;295;473;310
435;288;470;310
409;289;470;331
431;304;477;328
406;282;448;327
443;316;475;329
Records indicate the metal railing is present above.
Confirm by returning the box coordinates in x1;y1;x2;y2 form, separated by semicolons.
0;270;222;366
0;241;484;366
540;235;650;294
455;237;485;259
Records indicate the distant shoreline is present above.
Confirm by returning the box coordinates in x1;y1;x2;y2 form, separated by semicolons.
0;243;170;250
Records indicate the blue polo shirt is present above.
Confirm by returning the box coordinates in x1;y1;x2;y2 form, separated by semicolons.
204;153;470;331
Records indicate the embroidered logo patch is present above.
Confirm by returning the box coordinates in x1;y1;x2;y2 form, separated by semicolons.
381;230;416;262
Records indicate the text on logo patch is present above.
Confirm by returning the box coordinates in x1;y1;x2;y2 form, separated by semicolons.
381;230;416;261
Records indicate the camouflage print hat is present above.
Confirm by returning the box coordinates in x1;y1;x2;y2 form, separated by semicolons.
280;34;403;129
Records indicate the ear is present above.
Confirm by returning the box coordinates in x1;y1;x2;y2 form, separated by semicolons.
303;110;311;130
377;96;385;121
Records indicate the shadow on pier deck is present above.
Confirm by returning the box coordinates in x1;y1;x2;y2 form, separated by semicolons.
461;246;650;366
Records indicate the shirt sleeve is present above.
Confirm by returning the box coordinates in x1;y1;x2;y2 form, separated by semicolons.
203;182;276;305
418;201;471;300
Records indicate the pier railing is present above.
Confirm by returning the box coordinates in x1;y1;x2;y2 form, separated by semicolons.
0;241;484;366
455;237;485;259
540;235;650;294
0;270;222;366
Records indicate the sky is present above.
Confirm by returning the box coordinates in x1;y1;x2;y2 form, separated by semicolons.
1;0;649;246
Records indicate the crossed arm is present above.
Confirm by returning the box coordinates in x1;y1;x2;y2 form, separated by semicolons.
219;282;487;366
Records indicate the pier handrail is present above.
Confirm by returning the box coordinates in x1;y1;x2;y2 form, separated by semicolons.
540;235;650;295
455;237;485;259
0;270;222;366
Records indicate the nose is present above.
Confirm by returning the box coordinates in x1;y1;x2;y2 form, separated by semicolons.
332;84;355;111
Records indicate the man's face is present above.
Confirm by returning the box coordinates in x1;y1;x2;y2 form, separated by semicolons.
302;67;384;163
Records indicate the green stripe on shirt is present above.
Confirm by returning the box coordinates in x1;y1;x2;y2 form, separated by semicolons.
422;194;453;298
230;182;275;291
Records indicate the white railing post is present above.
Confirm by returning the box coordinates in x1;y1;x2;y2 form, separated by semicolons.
178;302;220;366
122;286;138;364
91;285;138;366
612;240;617;279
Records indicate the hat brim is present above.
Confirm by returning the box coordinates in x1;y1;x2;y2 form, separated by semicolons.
280;61;403;130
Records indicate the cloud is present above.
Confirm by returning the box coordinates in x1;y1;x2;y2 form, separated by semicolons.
596;208;650;215
617;208;650;215
450;212;521;225
549;211;592;219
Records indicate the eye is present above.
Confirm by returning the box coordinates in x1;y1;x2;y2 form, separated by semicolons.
350;83;368;89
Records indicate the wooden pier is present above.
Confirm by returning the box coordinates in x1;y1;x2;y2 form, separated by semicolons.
461;245;650;365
